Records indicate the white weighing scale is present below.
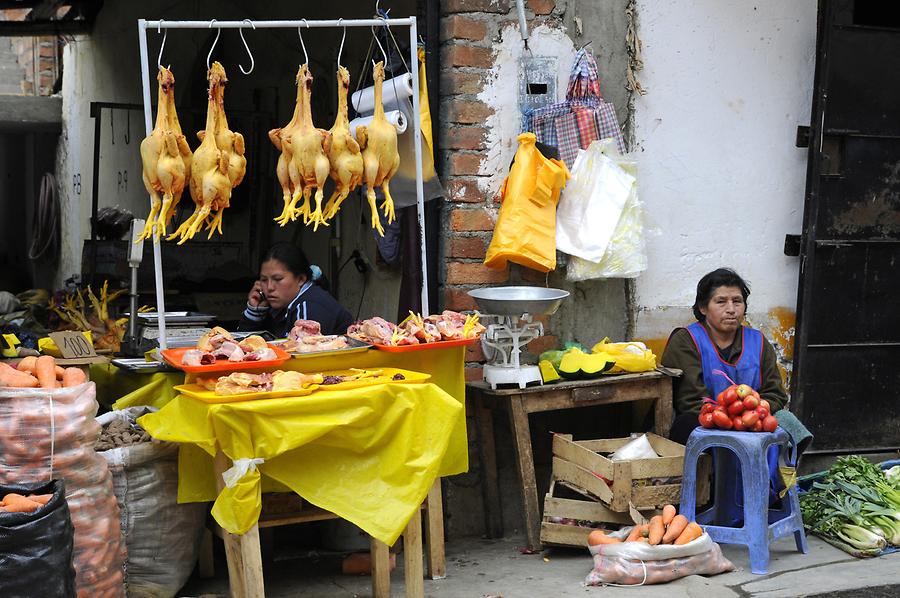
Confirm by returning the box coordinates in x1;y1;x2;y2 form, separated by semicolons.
468;286;570;389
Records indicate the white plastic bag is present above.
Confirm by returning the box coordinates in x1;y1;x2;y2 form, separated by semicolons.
97;407;207;598
610;434;659;461
556;140;634;262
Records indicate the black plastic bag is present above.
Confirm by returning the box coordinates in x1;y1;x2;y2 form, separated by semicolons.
0;479;76;598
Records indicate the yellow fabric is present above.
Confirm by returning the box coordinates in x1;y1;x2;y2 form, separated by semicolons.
484;132;570;272
590;338;658;373
89;362;182;410
418;47;435;162
134;346;468;545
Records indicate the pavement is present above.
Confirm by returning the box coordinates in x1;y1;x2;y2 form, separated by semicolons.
180;532;900;597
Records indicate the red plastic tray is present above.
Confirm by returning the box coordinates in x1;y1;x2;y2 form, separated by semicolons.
159;345;291;373
372;337;479;353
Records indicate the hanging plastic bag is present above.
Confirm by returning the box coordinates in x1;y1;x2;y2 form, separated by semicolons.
484;132;570;273
565;143;647;280
556;140;634;262
590;338;657;373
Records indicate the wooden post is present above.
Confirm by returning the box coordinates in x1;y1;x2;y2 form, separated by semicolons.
507;394;542;550
214;448;265;598
370;536;391;598
475;397;504;539
654;377;674;437
404;511;424;598
424;480;446;579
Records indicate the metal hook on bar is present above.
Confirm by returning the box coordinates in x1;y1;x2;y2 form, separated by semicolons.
297;19;309;65
371;19;388;67
239;19;256;74
157;20;170;70
337;18;347;67
206;19;221;70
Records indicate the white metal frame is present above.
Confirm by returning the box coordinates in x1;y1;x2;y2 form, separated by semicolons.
137;17;429;349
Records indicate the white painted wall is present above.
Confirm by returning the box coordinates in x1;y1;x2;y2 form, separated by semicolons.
633;0;817;337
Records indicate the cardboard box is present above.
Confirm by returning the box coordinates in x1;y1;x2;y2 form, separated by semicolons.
551;433;710;512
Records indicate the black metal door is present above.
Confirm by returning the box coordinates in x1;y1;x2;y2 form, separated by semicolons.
791;0;900;452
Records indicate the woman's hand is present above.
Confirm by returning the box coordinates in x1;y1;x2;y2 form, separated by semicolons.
247;281;269;309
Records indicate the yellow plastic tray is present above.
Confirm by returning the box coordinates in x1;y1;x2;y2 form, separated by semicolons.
174;384;317;404
316;368;430;391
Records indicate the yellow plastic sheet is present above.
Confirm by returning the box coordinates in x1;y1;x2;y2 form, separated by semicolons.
484;132;570;273
134;346;468;545
90;362;182;410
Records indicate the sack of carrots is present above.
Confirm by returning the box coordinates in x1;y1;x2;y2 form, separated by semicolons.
584;504;734;586
0;359;126;598
0;479;76;598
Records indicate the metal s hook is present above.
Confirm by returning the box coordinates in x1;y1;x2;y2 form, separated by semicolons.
371;19;388;67
157;20;169;70
297;19;310;65
337;18;347;67
206;19;221;70
239;19;256;74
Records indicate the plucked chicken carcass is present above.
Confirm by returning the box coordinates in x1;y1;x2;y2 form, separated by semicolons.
169;62;234;244
323;66;364;221
355;61;400;237
347;316;417;346
138;67;188;241
288;319;322;340
157;78;193;237
281;64;331;230
269;72;305;227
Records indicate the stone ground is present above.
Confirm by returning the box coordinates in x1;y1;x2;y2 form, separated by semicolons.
180;533;900;598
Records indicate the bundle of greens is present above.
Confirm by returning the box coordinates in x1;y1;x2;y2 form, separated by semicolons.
800;456;900;557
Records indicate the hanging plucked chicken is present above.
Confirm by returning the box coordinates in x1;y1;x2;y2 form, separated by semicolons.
322;65;364;221
356;61;400;237
169;62;243;244
138;67;191;241
269;69;305;227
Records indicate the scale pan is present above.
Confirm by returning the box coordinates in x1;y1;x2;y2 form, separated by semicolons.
467;286;569;316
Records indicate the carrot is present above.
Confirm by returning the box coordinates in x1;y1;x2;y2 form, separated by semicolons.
35;355;58;389
662;514;689;544
26;494;52;505
62;367;87;387
0;363;39;388
17;356;38;373
55;365;66;379
662;504;677;526
587;529;621;545
1;493;41;513
625;523;648;543
674;522;704;545
648;515;665;545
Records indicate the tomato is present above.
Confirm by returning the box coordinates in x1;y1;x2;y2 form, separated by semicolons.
736;384;753;399
743;396;760;410
742;411;759;428
752;419;763;432
712;410;733;429
759;399;770;412
716;390;727;406
701;402;715;415
699;412;715;428
723;387;739;405
756;407;770;420
762;415;778;432
727;400;745;417
732;415;746;431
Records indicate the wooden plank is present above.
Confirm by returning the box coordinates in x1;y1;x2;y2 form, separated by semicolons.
467;370;670;397
543;496;634;525
646;433;689;458
424;480;446;580
609;460;632;511
552;457;614;504
540;522;592;547
474;400;504;539
578;438;630;453
524;381;662;413
629;455;685;479
631;484;683;509
404;512;425;598
653;379;674;437
370;537;391;598
552;434;613;478
508;395;542;550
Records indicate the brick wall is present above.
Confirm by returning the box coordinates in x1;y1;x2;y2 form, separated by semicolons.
1;8;60;95
439;0;565;381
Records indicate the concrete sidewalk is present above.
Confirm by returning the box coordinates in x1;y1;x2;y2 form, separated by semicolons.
181;533;900;597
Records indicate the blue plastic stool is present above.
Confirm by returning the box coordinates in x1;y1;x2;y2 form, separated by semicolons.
679;427;808;574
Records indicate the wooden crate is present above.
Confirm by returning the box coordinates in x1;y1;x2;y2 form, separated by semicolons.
551;433;710;512
539;480;647;548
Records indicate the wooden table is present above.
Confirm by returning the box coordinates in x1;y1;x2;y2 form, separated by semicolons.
468;369;678;550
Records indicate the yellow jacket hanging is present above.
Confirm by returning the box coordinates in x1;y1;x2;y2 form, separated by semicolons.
484;133;570;272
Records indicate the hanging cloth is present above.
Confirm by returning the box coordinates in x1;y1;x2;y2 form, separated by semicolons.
484;133;570;273
524;48;625;167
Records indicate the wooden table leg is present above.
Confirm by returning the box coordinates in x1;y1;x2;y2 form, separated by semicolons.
475;397;503;538
654;378;674;437
214;449;265;598
404;511;424;598
424;480;446;579
370;536;391;598
507;394;542;551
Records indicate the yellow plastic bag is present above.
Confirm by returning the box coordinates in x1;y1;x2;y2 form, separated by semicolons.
484;132;570;273
590;337;657;373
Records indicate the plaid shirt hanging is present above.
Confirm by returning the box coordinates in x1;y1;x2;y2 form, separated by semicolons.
524;48;625;166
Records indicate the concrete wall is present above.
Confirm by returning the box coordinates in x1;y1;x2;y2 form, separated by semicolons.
632;0;817;378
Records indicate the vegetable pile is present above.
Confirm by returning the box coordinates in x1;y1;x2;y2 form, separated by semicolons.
800;456;900;557
698;380;778;433
0;355;86;389
0;492;51;513
95;417;152;451
587;504;704;547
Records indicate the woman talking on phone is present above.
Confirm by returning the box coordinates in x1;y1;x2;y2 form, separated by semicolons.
238;243;353;338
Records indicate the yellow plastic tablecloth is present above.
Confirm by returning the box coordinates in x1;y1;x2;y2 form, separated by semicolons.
90;362;183;410
136;346;469;546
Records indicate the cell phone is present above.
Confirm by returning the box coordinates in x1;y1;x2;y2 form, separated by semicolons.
257;289;266;301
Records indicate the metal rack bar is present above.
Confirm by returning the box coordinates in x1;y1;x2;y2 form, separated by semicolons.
136;16;428;349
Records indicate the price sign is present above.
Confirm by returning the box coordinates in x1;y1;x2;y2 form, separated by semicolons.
49;331;97;359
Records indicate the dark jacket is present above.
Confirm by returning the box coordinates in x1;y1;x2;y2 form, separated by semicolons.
237;284;353;338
